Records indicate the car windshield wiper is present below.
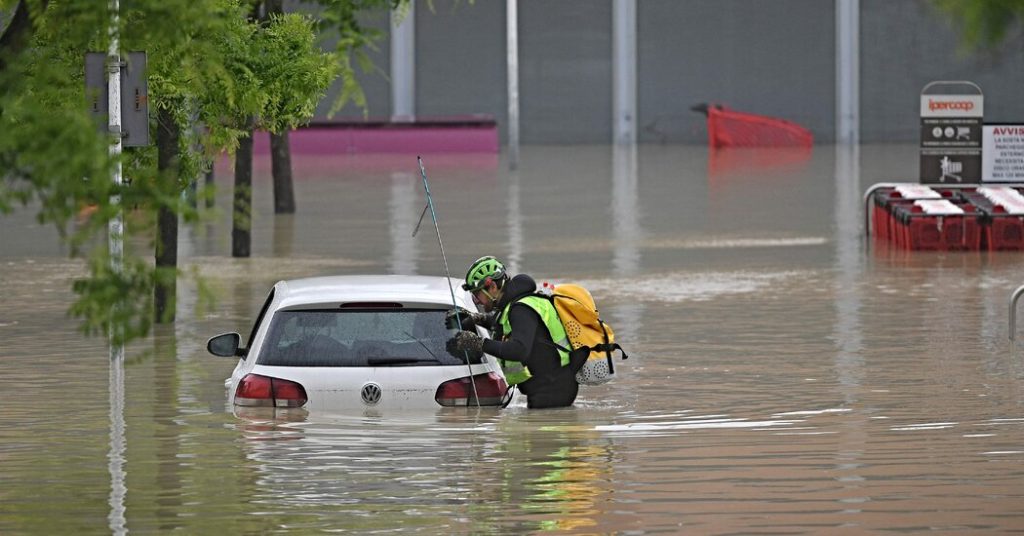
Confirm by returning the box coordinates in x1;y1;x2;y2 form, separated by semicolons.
399;329;444;363
367;355;441;365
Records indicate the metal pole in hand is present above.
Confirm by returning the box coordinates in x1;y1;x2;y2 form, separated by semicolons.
416;157;481;407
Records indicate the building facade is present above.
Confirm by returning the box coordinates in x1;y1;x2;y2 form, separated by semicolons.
313;0;1024;145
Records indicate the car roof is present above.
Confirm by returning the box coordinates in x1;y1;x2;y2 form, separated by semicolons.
274;275;471;309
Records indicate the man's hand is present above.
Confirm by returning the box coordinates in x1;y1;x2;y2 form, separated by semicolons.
446;331;484;362
445;308;496;331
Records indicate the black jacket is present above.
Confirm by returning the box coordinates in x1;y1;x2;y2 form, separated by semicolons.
482;274;578;409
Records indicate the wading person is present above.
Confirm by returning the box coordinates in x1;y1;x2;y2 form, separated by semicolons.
445;256;578;409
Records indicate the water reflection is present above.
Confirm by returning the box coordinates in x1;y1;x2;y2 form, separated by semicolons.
389;172;420;275
107;342;127;536
833;143;864;397
485;412;613;533
272;213;296;258
505;169;524;274
607;146;644;351
832;143;868;515
151;327;184;532
230;408;619;533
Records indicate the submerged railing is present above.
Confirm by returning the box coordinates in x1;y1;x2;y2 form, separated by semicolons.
1011;285;1024;341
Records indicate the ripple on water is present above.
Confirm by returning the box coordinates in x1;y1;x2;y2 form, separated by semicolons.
577;269;816;303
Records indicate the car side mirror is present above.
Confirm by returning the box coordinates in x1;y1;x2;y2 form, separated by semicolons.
207;332;244;357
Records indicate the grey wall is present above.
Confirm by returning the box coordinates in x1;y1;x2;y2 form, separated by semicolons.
297;2;393;120
319;0;1024;144
519;0;612;143
860;0;1024;142
416;1;507;125
638;0;835;143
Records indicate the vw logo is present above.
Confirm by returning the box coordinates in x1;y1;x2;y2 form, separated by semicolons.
360;383;382;405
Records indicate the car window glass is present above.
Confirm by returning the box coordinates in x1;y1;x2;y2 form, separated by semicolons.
257;309;464;367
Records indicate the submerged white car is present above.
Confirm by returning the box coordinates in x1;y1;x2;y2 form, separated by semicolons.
207;275;508;410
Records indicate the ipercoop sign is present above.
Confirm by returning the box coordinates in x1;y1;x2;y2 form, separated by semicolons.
922;97;980;115
920;92;983;184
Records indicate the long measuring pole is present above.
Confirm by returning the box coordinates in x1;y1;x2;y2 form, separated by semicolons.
416;157;480;407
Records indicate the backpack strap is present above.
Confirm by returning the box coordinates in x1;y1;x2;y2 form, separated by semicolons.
590;342;628;359
536;332;629;360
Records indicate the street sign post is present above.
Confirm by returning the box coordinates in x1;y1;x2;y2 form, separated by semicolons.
919;81;983;184
85;51;149;147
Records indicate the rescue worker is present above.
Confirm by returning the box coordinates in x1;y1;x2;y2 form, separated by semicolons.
445;256;578;409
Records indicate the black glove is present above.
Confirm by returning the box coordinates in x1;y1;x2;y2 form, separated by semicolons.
445;308;496;331
445;331;484;363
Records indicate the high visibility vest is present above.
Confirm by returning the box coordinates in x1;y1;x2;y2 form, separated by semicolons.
497;295;571;385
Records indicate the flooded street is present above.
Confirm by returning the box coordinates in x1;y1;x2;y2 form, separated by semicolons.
2;143;1023;533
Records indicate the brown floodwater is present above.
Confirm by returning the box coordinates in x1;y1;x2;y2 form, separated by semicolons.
1;144;1023;534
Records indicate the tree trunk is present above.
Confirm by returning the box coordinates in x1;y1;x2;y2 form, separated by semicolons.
155;106;180;323
0;0;45;75
263;0;296;215
270;131;295;213
205;167;215;208
232;132;253;258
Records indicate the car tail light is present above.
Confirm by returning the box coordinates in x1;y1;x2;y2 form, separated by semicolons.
435;372;508;407
235;374;308;408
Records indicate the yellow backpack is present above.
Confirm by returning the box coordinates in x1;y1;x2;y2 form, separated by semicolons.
540;283;628;385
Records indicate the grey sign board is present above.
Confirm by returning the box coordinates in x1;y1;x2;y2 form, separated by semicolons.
85;51;149;147
919;81;982;184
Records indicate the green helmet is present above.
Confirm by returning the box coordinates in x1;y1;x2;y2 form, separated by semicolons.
462;256;506;291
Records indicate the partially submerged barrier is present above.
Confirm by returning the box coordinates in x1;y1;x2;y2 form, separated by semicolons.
864;182;1024;251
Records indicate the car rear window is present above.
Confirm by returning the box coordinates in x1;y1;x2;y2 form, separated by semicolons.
256;309;466;367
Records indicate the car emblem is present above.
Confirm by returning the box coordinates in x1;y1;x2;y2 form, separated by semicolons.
361;383;382;406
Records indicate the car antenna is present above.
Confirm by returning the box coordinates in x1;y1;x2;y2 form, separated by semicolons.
415;156;481;407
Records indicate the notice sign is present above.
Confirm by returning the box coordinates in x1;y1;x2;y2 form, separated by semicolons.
983;125;1024;182
85;52;149;147
920;90;983;184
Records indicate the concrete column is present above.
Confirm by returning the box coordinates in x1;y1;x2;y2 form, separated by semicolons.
391;1;416;120
836;0;859;144
612;0;637;144
507;0;520;168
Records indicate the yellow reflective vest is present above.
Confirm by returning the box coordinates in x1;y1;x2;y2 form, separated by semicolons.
496;295;571;385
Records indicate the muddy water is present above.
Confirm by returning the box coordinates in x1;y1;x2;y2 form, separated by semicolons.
2;144;1023;533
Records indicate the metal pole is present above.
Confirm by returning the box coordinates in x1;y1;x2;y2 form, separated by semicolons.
506;0;519;170
836;0;859;144
106;5;126;533
416;157;480;406
391;0;415;121
1010;285;1024;341
108;0;123;282
612;0;637;145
